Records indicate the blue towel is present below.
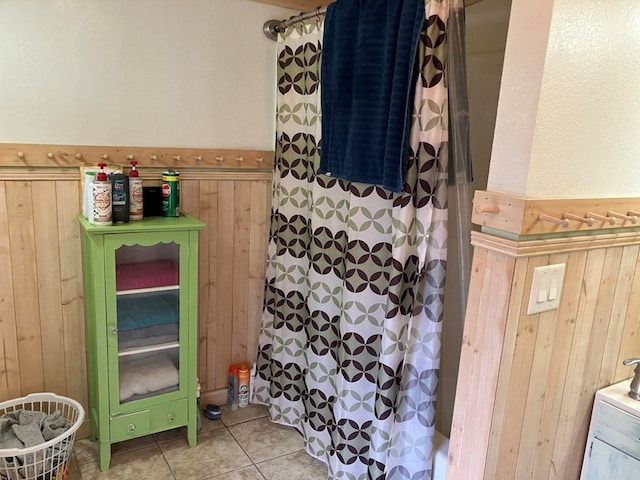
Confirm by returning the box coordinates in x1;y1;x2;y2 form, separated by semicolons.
319;0;425;192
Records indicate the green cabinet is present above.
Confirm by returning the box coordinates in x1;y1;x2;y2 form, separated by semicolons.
79;214;204;471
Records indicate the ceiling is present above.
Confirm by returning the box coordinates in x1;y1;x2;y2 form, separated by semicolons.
251;0;332;11
251;0;484;10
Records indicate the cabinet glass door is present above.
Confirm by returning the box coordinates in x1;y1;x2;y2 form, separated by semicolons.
105;233;188;411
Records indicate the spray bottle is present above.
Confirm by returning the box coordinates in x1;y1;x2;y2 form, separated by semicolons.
238;362;250;408
129;160;144;220
227;365;239;411
92;163;112;226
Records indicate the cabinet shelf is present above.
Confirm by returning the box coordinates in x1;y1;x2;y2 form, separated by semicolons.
117;285;179;296
118;341;180;357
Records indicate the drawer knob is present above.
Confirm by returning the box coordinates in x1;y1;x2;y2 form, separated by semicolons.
127;423;136;433
167;413;176;423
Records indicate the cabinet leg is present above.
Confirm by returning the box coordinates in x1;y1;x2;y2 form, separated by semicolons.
89;420;97;442
99;442;111;471
187;422;197;447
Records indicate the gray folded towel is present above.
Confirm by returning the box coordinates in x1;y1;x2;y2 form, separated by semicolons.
0;409;71;480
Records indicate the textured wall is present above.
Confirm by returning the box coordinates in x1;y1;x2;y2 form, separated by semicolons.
0;0;293;149
527;0;640;198
489;0;640;198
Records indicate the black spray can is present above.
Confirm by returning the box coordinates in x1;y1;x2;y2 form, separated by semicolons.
110;173;130;223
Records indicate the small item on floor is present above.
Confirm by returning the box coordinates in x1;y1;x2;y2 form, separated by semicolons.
196;381;203;432
227;364;239;411
238;363;250;408
203;404;221;421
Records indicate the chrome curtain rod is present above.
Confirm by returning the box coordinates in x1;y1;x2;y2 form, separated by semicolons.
263;7;327;41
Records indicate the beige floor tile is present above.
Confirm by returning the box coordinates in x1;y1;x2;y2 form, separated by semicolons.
153;419;224;445
73;435;157;466
206;465;266;480
73;438;100;466
257;450;328;480
220;403;268;427
71;409;325;480
228;417;304;463
78;445;174;480
200;416;227;433
159;428;252;479
66;454;82;480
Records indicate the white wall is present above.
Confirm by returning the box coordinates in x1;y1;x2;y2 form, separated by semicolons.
0;0;294;150
488;0;640;198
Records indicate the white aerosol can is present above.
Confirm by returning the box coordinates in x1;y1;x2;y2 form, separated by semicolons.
92;163;112;226
129;160;143;221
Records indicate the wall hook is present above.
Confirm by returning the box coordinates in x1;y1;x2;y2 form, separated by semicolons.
475;206;500;215
126;154;134;160
563;213;594;227
102;154;110;160
539;214;570;228
607;211;638;224
150;155;158;161
47;152;55;159
17;152;25;159
215;156;224;162
235;156;244;163
173;155;181;161
75;153;83;160
195;156;203;162
586;212;615;225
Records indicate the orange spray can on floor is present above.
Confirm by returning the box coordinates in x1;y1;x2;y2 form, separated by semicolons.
238;363;250;408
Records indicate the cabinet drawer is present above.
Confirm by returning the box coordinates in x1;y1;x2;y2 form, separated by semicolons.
594;402;640;461
110;410;151;442
150;399;189;432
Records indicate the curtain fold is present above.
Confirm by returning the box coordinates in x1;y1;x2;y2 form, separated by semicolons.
254;2;449;478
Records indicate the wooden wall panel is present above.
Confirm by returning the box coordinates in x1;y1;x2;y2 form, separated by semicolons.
448;229;640;480
179;177;272;406
532;251;586;480
6;181;44;394
33;182;66;395
0;182;20;401
57;181;88;409
0;144;273;430
446;246;516;479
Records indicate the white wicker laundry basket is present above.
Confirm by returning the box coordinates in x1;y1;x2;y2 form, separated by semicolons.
0;393;84;480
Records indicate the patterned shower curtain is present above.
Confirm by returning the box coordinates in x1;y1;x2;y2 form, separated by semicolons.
254;1;449;478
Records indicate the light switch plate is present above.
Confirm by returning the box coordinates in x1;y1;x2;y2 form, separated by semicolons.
527;263;566;315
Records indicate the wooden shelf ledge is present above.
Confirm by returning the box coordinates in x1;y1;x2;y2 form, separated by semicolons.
0;143;274;171
473;191;640;237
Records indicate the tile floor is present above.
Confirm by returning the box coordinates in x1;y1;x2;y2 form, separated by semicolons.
67;404;328;480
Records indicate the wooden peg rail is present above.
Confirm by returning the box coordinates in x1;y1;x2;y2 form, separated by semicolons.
0;143;274;171
539;214;570;228
472;190;640;237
